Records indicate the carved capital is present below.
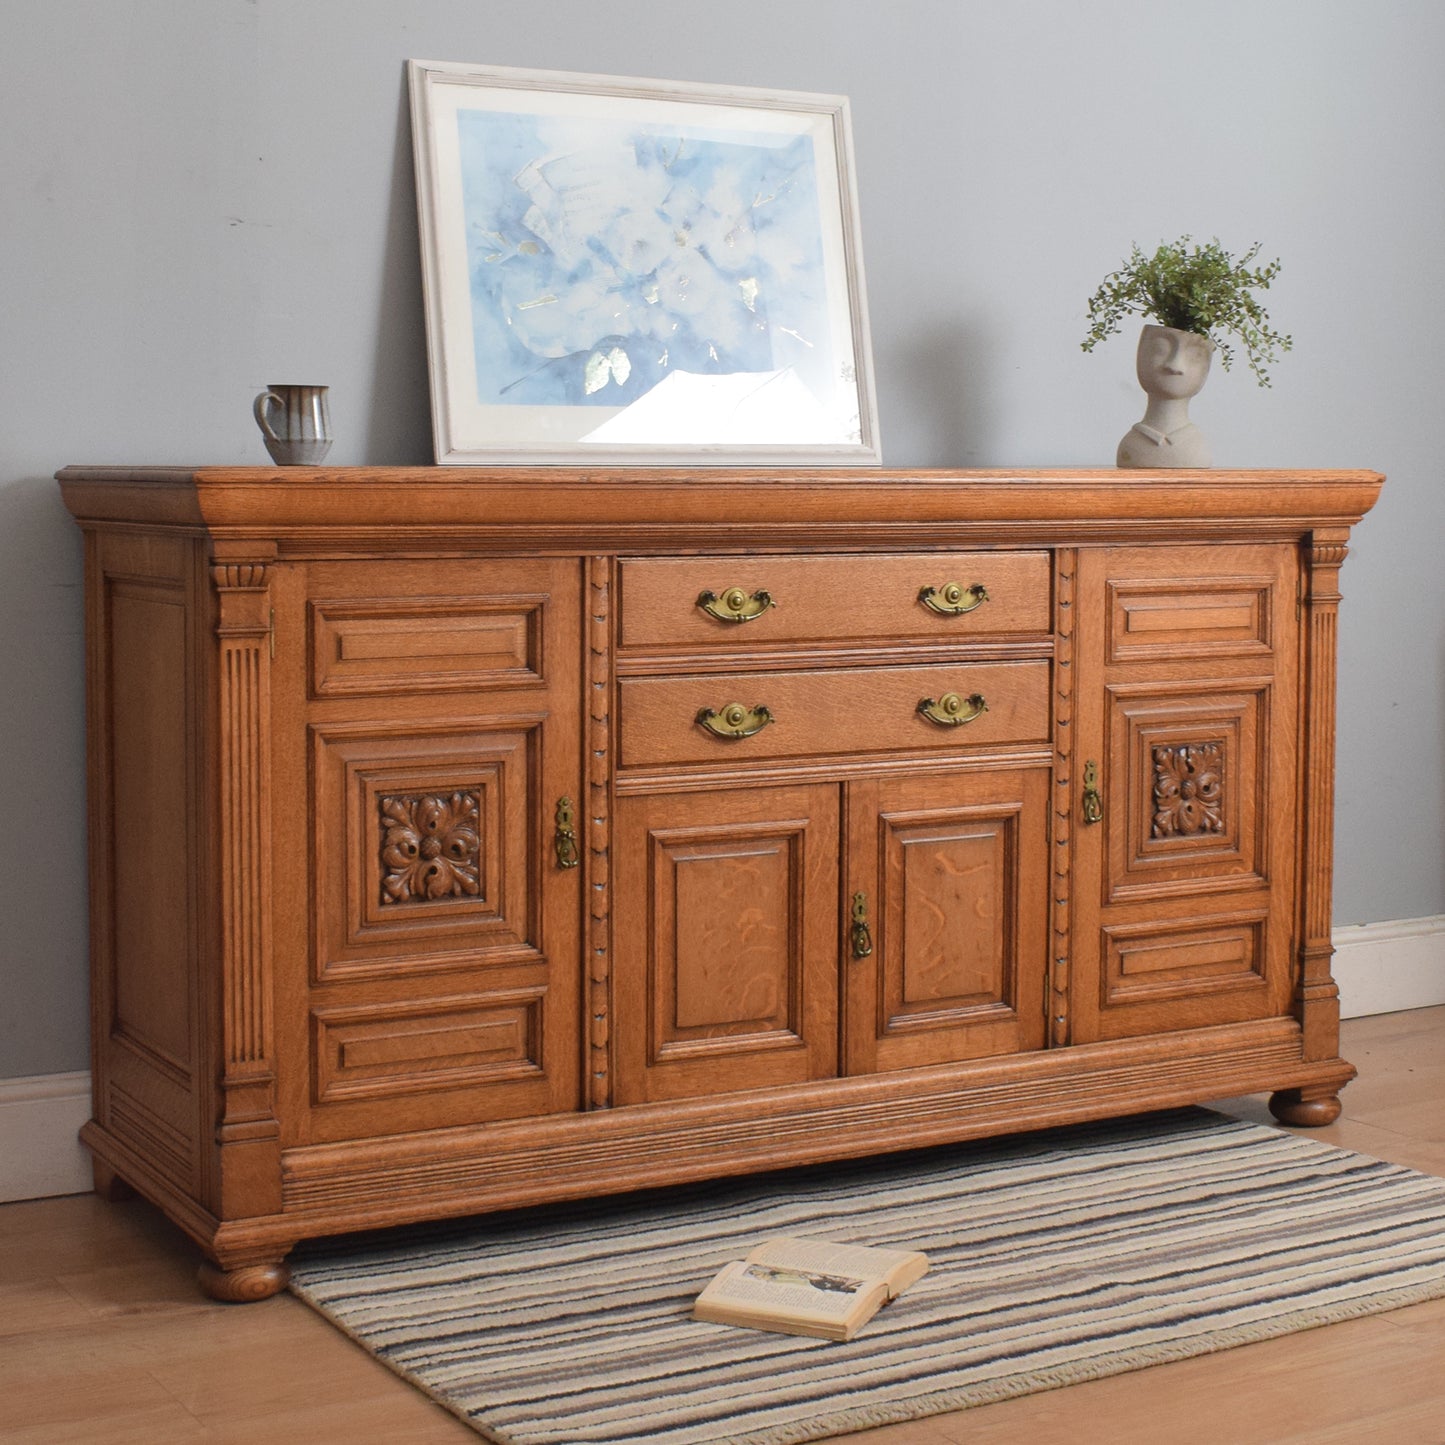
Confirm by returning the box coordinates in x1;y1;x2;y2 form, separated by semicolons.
1305;529;1351;608
211;559;273;643
210;562;270;591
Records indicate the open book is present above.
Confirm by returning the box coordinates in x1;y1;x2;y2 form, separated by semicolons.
692;1236;928;1342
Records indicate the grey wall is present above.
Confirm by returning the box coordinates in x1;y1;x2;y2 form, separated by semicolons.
3;0;1440;1080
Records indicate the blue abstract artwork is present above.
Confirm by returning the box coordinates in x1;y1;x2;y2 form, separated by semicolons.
455;110;835;409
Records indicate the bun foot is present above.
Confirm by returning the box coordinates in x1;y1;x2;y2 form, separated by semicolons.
92;1159;137;1202
1268;1088;1343;1128
198;1259;291;1302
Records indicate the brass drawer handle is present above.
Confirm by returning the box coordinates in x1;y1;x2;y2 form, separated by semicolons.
1082;760;1104;824
696;702;774;740
917;691;988;727
919;582;989;616
697;587;776;624
850;892;873;959
554;796;580;868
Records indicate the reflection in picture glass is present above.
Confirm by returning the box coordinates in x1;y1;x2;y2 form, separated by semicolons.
456;111;839;433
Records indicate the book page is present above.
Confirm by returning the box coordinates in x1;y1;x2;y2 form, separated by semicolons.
697;1259;874;1325
746;1237;927;1294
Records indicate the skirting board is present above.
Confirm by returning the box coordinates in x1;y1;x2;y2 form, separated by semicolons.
2;919;1442;1204
0;1071;92;1204
1334;914;1445;1020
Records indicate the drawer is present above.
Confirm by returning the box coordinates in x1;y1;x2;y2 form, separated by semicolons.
619;660;1050;768
618;552;1051;649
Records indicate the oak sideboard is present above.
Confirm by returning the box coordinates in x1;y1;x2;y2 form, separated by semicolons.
57;465;1383;1299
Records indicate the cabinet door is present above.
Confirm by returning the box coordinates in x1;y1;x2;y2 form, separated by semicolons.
270;557;585;1144
1070;543;1300;1042
612;782;840;1105
843;768;1049;1074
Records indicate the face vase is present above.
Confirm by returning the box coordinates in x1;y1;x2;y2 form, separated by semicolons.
1116;324;1214;468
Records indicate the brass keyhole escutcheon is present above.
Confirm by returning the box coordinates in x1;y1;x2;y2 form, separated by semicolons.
1082;761;1104;825
696;702;774;740
850;892;873;959
554;796;580;868
919;582;989;616
917;691;988;728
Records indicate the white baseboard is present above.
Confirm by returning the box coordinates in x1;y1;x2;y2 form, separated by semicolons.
0;1070;93;1204
1333;914;1445;1019
1;918;1441;1203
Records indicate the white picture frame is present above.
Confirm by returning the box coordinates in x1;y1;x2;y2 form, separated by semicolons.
408;60;880;466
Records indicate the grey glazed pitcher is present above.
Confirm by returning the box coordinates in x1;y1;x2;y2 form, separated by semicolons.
254;384;332;465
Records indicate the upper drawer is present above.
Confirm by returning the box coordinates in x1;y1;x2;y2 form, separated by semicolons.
618;552;1052;650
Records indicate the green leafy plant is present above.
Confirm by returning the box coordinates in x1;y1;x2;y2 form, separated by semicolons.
1081;236;1292;385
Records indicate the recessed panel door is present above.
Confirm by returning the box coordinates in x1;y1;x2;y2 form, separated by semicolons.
612;782;840;1105
1071;543;1300;1042
269;556;585;1144
844;767;1050;1074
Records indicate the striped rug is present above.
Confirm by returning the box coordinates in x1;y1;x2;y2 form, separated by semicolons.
289;1109;1445;1445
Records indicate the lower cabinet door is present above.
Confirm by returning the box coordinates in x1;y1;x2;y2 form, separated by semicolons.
1068;543;1300;1042
612;782;841;1105
268;555;586;1144
843;767;1050;1074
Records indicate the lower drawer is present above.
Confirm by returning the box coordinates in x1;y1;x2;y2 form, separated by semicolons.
619;660;1050;768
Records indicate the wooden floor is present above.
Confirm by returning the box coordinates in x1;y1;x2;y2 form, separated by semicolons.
3;1007;1443;1444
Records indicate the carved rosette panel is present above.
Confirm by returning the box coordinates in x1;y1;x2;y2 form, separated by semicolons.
1151;742;1225;839
379;792;483;904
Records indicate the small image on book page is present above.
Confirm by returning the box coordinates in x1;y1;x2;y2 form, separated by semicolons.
746;1263;864;1295
707;1262;863;1320
748;1237;907;1281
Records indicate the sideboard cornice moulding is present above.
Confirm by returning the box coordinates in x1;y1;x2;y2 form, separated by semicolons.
57;467;1384;550
58;463;1382;1303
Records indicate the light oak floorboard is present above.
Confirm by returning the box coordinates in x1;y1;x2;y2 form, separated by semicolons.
2;1007;1442;1445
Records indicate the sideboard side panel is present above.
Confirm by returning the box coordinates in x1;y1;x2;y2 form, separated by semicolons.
85;530;210;1201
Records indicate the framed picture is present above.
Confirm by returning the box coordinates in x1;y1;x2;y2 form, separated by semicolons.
408;60;880;466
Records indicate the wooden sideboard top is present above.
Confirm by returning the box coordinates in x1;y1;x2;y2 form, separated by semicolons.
56;466;1384;549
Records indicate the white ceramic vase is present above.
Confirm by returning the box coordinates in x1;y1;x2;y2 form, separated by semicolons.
1116;324;1213;468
